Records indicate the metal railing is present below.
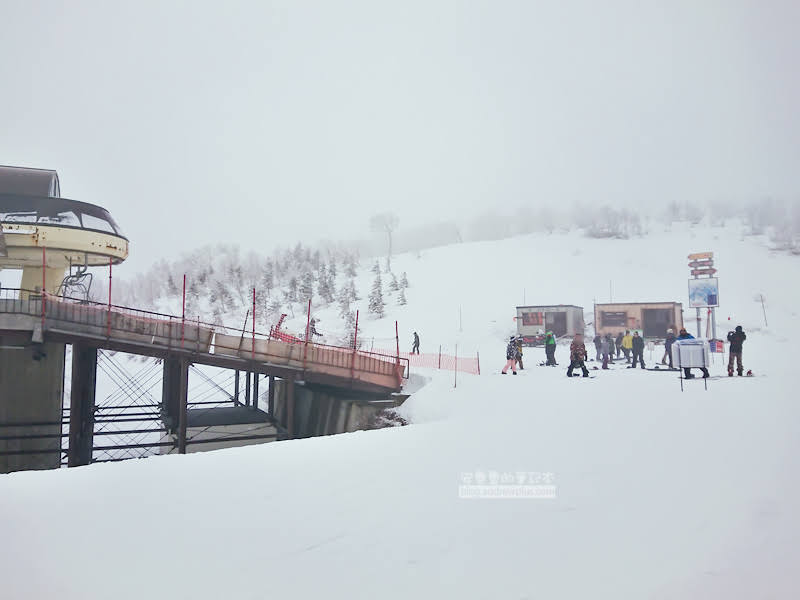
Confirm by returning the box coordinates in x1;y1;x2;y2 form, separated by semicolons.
0;287;408;383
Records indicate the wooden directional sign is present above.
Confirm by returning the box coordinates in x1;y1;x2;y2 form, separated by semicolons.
689;259;714;268
691;268;717;276
688;252;713;260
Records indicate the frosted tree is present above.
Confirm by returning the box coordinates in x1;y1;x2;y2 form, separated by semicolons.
368;271;385;318
389;272;399;292
398;288;407;305
371;260;380;275
299;271;314;304
400;272;409;288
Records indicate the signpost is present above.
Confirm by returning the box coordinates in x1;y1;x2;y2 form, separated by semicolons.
687;252;719;346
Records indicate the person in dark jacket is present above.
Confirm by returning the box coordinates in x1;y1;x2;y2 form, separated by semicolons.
411;331;420;354
567;333;590;377
727;325;746;376
502;336;518;374
600;335;611;369
662;328;676;368
628;331;646;369
544;330;558;366
604;333;615;364
676;328;709;378
615;332;624;359
593;334;602;361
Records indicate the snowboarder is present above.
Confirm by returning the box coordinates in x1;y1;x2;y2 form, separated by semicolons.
309;318;322;338
593;334;602;361
502;336;518;374
600;334;611;369
567;333;590;377
411;331;420;354
727;325;746;376
629;331;645;369
615;331;624;359
676;328;709;379
515;336;524;370
621;330;633;363
662;328;676;368
544;330;558;365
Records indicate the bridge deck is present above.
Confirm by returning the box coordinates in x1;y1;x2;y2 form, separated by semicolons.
0;293;406;394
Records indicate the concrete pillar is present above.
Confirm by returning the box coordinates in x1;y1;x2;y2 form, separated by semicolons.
267;375;275;416
161;357;182;432
286;378;294;439
0;341;66;473
67;344;97;467
19;266;68;298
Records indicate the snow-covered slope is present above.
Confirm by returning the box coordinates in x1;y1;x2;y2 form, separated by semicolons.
1;224;799;599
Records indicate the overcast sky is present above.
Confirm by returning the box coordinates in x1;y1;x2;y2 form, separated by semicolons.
1;0;798;272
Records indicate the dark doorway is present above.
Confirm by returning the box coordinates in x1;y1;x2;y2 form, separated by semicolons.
545;312;568;337
642;308;672;338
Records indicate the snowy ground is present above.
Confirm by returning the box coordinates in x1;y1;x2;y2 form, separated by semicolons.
1;223;799;599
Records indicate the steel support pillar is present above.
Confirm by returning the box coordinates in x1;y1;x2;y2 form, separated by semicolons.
286;377;295;439
268;376;275;416
68;344;97;467
161;357;182;432
177;358;189;454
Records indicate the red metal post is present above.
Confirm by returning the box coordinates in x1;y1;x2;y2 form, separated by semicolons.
107;258;112;337
303;298;312;370
181;274;186;349
350;309;359;380
252;287;256;360
395;320;401;386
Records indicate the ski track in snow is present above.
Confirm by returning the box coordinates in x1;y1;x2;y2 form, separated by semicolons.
1;224;799;599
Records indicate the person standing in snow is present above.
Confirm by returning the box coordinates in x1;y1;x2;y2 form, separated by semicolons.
662;328;676;368
604;333;615;364
629;331;645;369
615;331;624;359
411;331;420;354
621;330;633;363
593;334;602;361
676;328;709;379
600;334;611;369
727;325;747;376
544;330;557;366
309;318;322;338
502;336;518;375
567;333;590;377
515;336;524;370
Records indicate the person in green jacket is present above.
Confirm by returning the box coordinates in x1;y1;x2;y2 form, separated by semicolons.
544;331;557;366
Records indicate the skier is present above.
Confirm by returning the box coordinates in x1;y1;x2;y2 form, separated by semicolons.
615;331;624;359
544;330;558;366
676;328;709;379
502;336;518;375
604;333;615;364
621;330;633;363
600;334;611;369
567;333;590;378
593;334;602;361
727;325;746;376
628;331;645;369
515;336;524;370
411;331;420;354
662;328;676;368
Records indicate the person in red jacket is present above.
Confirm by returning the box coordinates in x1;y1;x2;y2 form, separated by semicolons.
567;333;590;377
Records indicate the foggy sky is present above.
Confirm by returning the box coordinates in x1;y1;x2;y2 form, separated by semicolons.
1;0;798;272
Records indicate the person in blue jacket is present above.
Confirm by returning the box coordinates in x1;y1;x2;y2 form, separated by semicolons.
676;328;709;379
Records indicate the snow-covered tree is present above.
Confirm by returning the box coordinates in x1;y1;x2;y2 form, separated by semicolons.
400;272;409;288
388;272;399;292
398;288;407;305
368;272;385;318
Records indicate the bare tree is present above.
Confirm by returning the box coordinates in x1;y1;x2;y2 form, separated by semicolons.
370;212;399;271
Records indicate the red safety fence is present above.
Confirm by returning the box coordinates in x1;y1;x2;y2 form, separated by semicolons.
370;347;481;375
